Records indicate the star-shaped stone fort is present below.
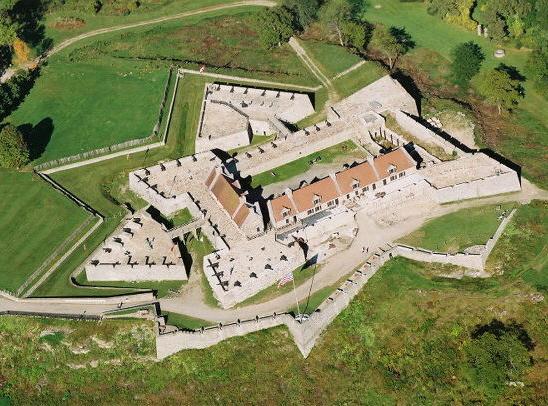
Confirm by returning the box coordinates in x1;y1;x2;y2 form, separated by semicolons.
83;74;521;312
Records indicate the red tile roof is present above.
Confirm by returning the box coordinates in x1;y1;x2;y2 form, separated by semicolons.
335;161;377;195
292;177;339;213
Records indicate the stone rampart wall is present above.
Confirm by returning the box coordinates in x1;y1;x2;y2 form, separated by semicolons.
85;265;187;282
394;110;456;155
434;171;521;203
395;244;484;270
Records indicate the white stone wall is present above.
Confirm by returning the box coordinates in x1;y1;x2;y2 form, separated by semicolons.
394;110;456;155
195;129;251;153
395;245;484;270
434;171;521;203
86;265;187;282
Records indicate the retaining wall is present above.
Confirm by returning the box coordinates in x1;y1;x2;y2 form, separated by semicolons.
394;110;456;155
434;171;521;203
86;264;187;282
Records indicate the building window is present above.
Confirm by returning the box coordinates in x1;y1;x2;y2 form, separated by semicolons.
364;186;369;191
388;165;397;174
390;175;397;181
355;190;359;196
285;218;289;224
315;206;321;212
352;181;360;190
372;183;376;190
383;179;387;185
313;196;321;205
399;171;405;178
335;198;339;204
307;209;314;215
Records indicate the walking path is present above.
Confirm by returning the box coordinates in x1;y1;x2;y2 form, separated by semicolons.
289;37;337;99
0;291;155;317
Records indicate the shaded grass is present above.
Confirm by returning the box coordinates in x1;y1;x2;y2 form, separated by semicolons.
250;139;365;188
0;170;91;293
163;312;213;330
399;203;516;253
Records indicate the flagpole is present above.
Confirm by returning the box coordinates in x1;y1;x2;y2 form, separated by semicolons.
291;274;301;320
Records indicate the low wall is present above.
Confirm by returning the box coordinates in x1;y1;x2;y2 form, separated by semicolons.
157;314;291;358
434;171;521;203
85;264;187;282
395;244;484;270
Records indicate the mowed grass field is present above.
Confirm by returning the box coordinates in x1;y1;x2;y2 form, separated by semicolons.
0;203;545;404
9;60;167;164
0;171;90;293
399;203;515;253
362;0;548;188
8;8;315;164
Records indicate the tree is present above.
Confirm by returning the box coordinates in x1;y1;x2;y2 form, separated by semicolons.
319;0;353;46
0;124;29;168
525;45;548;93
474;67;523;113
465;320;533;395
451;41;485;85
281;0;318;30
254;6;295;49
369;25;413;70
0;21;17;47
340;20;370;51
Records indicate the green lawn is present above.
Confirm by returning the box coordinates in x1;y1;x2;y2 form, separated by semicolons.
8;60;167;164
8;8;316;165
332;61;386;98
251;140;366;188
168;208;193;228
299;40;362;78
0;171;91;293
399;203;515;253
0;201;545;404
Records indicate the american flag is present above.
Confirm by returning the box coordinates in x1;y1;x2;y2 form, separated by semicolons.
277;272;293;287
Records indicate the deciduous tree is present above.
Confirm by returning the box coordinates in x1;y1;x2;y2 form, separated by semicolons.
319;0;353;47
474;67;523;113
281;0;318;30
451;41;485;85
254;6;295;49
369;25;414;70
0;124;29;168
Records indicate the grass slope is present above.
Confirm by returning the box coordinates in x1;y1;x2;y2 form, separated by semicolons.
0;171;90;293
0;203;545;404
362;0;547;188
399;203;515;253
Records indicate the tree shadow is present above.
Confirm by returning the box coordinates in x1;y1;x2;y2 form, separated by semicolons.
11;0;51;52
471;319;535;351
18;117;53;161
496;63;527;97
390;26;416;52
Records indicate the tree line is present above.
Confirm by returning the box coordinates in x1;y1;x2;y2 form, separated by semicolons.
253;0;528;114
